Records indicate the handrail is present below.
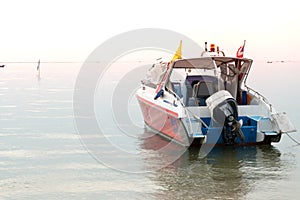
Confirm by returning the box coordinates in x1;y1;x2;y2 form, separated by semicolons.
244;85;273;112
200;51;226;57
241;59;273;112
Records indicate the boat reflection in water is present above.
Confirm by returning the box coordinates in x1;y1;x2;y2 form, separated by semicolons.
140;129;286;199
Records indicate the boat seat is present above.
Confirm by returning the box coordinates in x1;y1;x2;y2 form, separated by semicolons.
184;75;218;106
188;97;197;106
193;81;217;106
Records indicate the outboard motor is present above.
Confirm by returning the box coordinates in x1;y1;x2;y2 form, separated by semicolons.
206;90;244;145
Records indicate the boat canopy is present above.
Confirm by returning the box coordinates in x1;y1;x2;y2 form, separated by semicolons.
172;57;252;69
166;57;253;103
173;58;215;69
171;57;253;84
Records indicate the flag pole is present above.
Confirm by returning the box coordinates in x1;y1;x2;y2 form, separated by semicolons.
155;41;182;99
236;40;246;103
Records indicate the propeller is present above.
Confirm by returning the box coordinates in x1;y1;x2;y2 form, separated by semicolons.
232;119;245;142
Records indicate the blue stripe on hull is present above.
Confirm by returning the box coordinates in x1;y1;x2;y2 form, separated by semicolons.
200;116;258;145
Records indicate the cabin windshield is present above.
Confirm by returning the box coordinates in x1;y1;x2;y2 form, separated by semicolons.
168;57;252;106
142;62;168;88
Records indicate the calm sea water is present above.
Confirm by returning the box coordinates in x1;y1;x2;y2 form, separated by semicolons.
0;61;300;199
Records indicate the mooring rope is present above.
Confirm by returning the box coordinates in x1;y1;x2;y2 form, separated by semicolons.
286;133;300;146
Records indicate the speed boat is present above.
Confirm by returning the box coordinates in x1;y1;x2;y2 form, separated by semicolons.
136;41;296;146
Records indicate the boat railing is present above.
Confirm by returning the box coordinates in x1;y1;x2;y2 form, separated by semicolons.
141;80;157;89
200;51;226;57
245;85;273;112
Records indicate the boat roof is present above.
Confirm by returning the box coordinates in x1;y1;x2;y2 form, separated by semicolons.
172;57;253;69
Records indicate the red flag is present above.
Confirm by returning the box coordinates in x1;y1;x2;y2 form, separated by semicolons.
236;40;246;58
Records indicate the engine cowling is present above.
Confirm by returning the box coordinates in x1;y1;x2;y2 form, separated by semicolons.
206;90;244;145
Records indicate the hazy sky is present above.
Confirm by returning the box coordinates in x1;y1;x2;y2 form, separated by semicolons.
1;0;299;62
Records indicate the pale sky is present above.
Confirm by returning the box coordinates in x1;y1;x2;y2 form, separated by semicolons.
1;0;299;62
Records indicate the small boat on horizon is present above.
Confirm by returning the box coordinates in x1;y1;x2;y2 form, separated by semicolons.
136;41;296;146
36;59;41;81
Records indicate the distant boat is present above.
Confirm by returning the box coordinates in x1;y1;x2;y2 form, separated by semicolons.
267;61;273;63
0;65;4;67
136;41;296;146
36;59;41;80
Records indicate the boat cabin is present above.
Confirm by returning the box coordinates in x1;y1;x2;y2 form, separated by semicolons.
166;57;253;107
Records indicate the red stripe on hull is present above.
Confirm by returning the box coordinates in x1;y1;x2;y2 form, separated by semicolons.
136;95;179;118
137;95;185;143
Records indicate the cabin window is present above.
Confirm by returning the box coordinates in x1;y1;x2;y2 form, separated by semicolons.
172;82;182;98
